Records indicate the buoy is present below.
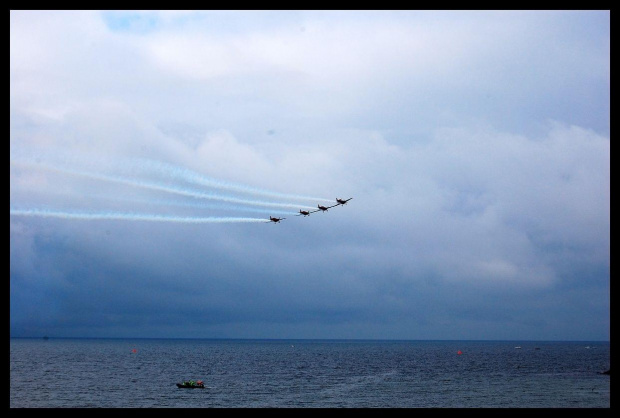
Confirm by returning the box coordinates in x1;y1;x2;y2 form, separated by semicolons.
457;350;462;355
131;348;137;353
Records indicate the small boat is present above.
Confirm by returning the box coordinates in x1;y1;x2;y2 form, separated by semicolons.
177;380;205;388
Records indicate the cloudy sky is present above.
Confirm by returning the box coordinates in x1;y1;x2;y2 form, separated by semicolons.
10;10;609;341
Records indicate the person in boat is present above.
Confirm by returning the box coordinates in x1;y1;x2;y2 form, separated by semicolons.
180;379;204;387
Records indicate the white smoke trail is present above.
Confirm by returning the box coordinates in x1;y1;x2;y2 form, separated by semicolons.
11;158;317;210
75;193;296;216
10;149;333;204
10;208;268;223
135;158;334;203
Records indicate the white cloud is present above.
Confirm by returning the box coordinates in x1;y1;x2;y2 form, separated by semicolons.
291;122;609;287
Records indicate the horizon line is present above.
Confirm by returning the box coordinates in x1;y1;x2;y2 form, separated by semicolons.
10;336;610;343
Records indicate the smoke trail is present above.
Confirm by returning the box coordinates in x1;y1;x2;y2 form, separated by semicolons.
10;149;333;203
81;193;297;216
21;189;298;216
10;208;268;223
134;197;296;216
11;158;317;210
135;158;334;203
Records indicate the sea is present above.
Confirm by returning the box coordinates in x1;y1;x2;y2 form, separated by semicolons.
10;338;610;408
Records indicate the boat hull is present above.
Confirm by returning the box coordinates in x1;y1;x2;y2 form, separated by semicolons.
176;383;205;388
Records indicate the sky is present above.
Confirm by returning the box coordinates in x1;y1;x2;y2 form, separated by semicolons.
10;10;610;341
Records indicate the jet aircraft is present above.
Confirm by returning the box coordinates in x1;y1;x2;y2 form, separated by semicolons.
268;216;286;223
336;198;353;205
317;204;338;212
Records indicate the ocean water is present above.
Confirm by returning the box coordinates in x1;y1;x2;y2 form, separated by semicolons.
10;338;609;408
